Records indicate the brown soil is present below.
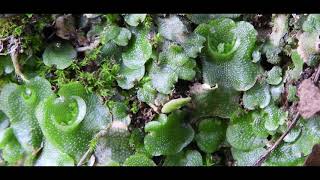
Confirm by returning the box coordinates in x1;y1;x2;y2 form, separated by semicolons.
130;102;157;129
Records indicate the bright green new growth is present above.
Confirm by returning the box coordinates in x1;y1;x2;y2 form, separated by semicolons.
42;41;77;69
197;18;260;91
35;81;111;161
144;110;194;156
0;128;24;165
161;97;191;114
206;18;240;62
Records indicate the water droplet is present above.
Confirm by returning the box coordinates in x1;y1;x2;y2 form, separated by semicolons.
56;42;61;48
25;88;32;96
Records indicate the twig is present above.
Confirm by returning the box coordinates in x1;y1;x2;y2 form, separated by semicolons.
77;124;111;166
253;113;301;166
10;49;29;82
148;103;160;113
314;66;320;84
0;36;11;41
2;36;29;82
253;64;320;166
77;148;94;166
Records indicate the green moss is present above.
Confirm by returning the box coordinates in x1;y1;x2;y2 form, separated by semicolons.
0;15;52;55
0;18;19;38
40;45;120;99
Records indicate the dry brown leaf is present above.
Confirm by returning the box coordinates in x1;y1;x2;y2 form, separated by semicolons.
55;14;76;40
304;144;320;166
297;78;320;119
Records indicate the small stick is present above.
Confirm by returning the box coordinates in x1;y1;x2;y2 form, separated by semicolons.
253;64;320;166
314;66;320;84
10;49;29;82
253;113;300;166
77;148;94;166
148;103;159;113
77;124;111;166
5;36;29;82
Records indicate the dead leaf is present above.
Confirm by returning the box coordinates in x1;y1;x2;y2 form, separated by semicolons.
304;144;320;166
297;78;320;119
55;14;77;40
76;33;89;47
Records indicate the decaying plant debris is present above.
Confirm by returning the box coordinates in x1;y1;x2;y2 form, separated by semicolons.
1;14;320;166
298;79;320;119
